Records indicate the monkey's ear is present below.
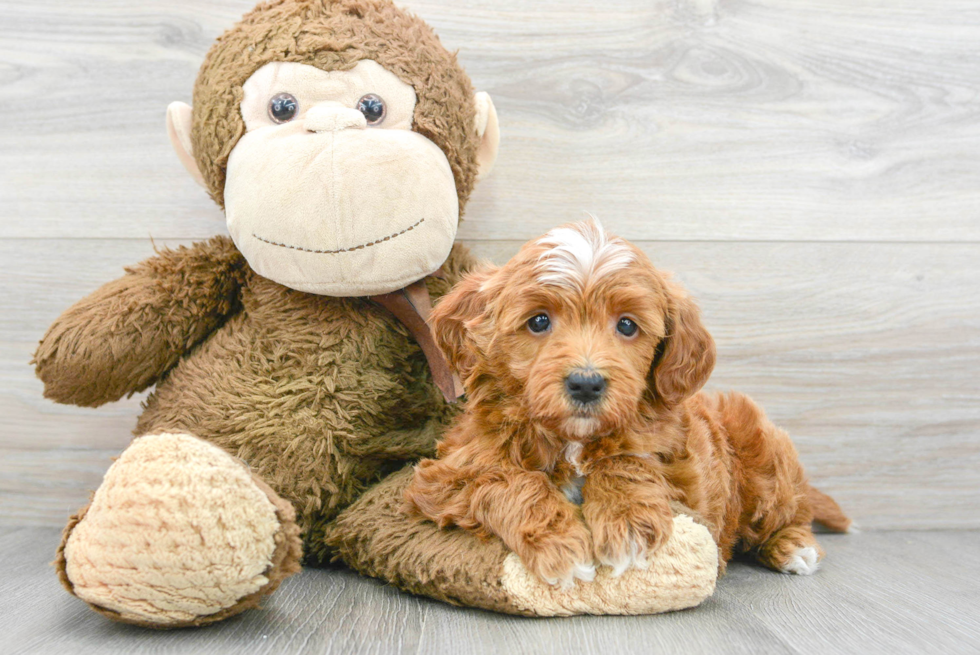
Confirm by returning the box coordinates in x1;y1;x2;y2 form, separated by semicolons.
166;102;208;190
649;282;716;407
430;267;496;384
473;92;500;181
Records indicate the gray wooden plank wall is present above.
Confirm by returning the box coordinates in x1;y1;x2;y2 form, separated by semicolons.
1;0;978;531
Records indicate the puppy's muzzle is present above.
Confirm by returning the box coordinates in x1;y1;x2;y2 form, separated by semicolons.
564;370;606;406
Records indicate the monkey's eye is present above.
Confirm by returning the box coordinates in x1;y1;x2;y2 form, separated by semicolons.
356;94;386;125
527;314;551;334
616;317;639;337
268;93;298;123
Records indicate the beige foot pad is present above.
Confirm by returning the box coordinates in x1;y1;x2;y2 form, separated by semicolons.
57;432;303;628
325;466;718;616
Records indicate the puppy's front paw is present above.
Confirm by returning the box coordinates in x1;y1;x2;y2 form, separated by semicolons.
518;522;596;589
590;506;674;577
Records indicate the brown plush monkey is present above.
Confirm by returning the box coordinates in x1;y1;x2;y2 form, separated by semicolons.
34;0;717;628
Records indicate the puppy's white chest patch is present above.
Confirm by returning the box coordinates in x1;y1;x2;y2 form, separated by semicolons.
561;442;586;505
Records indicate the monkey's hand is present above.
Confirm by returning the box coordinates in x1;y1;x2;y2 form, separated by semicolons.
33;236;245;407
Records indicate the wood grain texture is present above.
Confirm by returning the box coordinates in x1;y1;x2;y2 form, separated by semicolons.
1;1;979;530
2;528;978;654
0;0;978;240
2;238;978;529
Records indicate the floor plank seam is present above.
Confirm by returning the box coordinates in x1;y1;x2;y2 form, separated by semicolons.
414;602;430;655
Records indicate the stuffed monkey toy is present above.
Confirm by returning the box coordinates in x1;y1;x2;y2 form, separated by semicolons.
34;0;718;628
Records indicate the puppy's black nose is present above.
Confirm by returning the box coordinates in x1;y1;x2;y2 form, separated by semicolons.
565;370;606;405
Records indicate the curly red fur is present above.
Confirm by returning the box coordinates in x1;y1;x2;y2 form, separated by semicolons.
406;221;850;585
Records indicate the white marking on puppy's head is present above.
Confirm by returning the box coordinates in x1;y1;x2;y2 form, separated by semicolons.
536;218;634;289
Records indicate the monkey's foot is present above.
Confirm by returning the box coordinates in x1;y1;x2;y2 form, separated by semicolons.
57;432;303;628
325;467;718;616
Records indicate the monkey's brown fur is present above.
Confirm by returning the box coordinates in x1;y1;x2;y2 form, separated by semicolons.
36;0;724;626
37;237;475;557
35;0;484;627
192;0;480;211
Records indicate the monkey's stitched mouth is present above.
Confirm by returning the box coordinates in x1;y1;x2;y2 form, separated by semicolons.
252;217;425;255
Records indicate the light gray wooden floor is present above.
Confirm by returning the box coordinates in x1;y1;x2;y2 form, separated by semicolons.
3;528;977;655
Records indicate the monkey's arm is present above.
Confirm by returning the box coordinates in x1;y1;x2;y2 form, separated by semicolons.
34;236;246;407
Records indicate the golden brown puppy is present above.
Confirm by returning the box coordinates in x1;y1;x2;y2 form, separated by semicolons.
405;220;850;587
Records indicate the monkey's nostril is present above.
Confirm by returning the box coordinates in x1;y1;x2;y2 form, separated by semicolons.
564;370;606;405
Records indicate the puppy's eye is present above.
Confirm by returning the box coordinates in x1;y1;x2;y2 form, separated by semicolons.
356;93;386;125
269;93;298;123
527;314;551;334
616;317;638;337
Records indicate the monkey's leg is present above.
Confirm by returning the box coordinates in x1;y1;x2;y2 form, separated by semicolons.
323;466;719;616
57;432;303;628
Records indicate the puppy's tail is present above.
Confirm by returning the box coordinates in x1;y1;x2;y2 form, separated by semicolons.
807;485;852;533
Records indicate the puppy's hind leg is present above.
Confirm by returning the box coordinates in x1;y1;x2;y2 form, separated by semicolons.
756;525;824;575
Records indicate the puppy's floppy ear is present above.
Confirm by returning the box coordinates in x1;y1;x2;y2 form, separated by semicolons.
650;281;716;407
430;267;496;383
